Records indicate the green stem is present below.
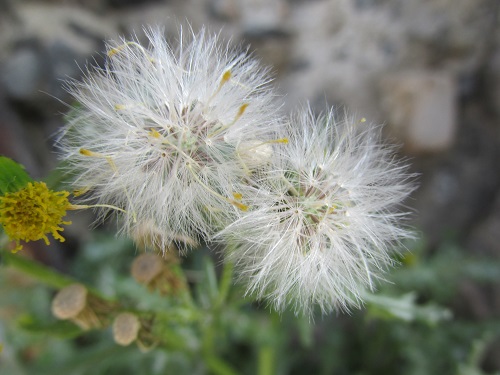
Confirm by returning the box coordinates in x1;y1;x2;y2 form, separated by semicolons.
202;316;238;375
205;355;239;375
0;249;112;301
202;321;239;375
170;263;196;308
200;260;239;375
1;250;76;288
215;261;234;310
258;345;275;375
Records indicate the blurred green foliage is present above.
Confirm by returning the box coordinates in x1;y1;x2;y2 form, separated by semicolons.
1;233;499;375
0;157;33;195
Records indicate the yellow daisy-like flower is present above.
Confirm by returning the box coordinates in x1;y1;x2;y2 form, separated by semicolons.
0;182;72;252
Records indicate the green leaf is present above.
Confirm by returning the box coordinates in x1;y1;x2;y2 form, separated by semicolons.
43;160;73;191
1;250;77;289
205;355;239;375
364;291;452;324
0;156;33;195
17;314;84;339
205;257;218;302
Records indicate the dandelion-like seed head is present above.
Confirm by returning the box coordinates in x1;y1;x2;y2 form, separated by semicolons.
220;107;415;316
59;27;281;250
0;182;71;252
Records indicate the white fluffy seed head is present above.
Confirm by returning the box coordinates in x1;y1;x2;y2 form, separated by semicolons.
218;106;416;316
58;27;282;251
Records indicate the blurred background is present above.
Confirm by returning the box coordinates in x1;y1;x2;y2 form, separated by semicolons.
0;0;499;374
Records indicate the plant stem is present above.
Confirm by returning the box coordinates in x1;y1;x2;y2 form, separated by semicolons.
215;261;234;309
258;345;275;375
0;249;111;301
1;249;75;288
200;259;239;375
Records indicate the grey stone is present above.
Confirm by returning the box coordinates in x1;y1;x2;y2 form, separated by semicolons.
0;4;118;105
208;0;239;21
2;47;45;100
380;71;457;153
467;191;500;257
487;42;500;117
239;0;288;35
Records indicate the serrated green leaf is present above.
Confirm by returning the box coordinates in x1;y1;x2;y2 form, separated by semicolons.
0;157;33;195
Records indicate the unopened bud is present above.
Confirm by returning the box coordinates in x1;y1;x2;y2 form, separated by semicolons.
131;252;184;296
131;253;164;284
52;284;87;320
51;283;115;330
132;220;198;251
113;312;140;346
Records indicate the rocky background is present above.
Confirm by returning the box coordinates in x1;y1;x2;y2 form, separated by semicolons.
1;0;499;342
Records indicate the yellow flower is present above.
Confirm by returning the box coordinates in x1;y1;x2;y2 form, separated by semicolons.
0;182;71;252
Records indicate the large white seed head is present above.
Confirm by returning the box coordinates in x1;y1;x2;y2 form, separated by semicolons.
58;27;282;250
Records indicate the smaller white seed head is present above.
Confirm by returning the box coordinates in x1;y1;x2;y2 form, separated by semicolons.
218;106;415;316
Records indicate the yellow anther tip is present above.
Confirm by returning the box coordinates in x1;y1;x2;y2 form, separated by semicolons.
73;190;83;197
222;70;232;82
232;192;243;200
360;117;367;123
238;103;249;116
114;104;126;111
73;188;89;197
234;202;249;211
149;128;161;138
79;149;93;156
107;48;120;58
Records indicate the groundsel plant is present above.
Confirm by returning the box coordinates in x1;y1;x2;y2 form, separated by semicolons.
218;108;414;315
58;27;282;250
54;26;415;316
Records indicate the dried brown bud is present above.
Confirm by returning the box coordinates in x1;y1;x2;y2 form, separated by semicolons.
51;283;116;330
113;312;141;346
131;252;185;296
131;220;198;251
51;284;87;320
131;253;164;284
